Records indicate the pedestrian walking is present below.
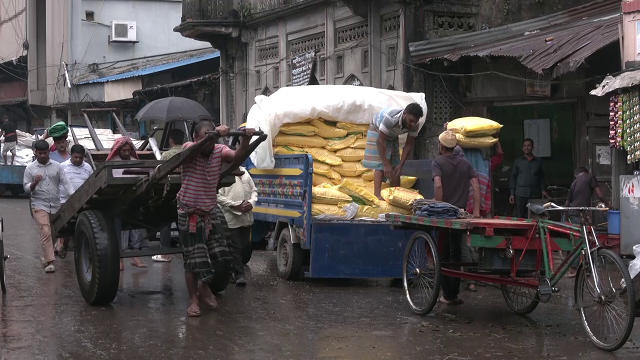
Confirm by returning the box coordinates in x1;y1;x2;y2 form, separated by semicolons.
177;120;254;317
55;145;93;258
217;165;258;286
0;115;17;165
23;140;75;273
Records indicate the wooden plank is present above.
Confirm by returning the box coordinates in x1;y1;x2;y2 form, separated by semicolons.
385;214;536;230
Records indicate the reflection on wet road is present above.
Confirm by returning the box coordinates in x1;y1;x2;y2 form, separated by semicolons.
0;198;638;359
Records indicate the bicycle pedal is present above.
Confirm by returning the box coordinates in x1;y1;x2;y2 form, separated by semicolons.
539;282;553;295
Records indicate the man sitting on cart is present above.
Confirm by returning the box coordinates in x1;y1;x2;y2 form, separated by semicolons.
178;120;254;317
362;103;424;200
432;131;480;305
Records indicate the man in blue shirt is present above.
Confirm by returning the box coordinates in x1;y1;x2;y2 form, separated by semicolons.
509;138;549;218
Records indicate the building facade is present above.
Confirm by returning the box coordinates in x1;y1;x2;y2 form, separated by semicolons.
176;0;406;130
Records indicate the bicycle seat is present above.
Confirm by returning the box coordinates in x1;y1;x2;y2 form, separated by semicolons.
527;203;547;215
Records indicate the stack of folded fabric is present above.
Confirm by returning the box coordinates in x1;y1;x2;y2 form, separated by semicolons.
416;202;461;219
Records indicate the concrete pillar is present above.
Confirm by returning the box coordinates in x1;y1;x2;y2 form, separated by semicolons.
369;2;381;89
611;148;628;209
325;4;336;83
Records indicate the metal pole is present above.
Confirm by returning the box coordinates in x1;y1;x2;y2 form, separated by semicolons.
81;112;104;151
110;111;128;136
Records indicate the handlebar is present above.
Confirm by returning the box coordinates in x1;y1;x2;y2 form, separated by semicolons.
542;202;608;212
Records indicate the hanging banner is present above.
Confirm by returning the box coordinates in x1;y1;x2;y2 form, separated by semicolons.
291;51;316;87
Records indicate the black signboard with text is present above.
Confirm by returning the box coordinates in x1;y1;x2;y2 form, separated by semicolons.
291;51;316;87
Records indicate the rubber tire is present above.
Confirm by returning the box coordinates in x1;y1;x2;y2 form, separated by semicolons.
74;210;120;306
276;229;303;280
574;249;636;352
501;285;540;315
242;243;253;265
402;231;441;316
9;186;22;197
208;207;231;294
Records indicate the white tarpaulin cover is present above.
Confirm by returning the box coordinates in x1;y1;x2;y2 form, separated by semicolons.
245;85;428;169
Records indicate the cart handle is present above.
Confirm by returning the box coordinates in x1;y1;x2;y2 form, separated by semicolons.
543;202;608;212
205;130;265;137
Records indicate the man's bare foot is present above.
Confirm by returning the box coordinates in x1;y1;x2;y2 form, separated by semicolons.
376;194;384;201
198;282;218;309
187;302;201;317
130;257;148;268
567;269;578;278
439;296;464;305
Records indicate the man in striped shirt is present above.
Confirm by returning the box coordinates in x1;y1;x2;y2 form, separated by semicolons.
177;120;254;317
362;103;424;199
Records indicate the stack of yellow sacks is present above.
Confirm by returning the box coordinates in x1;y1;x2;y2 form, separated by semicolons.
273;119;423;218
446;117;503;148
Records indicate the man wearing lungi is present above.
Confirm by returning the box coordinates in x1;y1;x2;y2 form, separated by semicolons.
178;121;254;317
362;103;424;199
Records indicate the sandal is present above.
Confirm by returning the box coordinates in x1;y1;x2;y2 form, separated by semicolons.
187;304;201;317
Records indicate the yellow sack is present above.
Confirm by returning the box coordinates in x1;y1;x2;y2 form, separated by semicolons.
313;174;337;187
312;162;342;182
312;187;353;205
336;148;365;162
365;182;390;193
342;176;370;186
336;122;370;136
311;203;347;217
355;201;411;218
333;162;367;177
274;145;305;155
310;119;348;138
324;135;358;152
381;187;424;210
279;123;318;136
400;176;417;189
276;134;326;148
304;148;343;166
455;134;499;149
338;180;379;206
350;138;367;149
362;171;374;181
447;117;503;137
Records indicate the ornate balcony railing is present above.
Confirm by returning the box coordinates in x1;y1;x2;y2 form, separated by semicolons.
181;0;309;22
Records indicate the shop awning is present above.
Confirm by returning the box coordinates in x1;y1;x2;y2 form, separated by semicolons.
409;0;621;78
590;69;640;96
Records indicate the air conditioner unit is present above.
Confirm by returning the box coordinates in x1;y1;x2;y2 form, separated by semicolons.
110;20;137;43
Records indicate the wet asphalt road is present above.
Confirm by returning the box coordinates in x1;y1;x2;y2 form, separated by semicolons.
0;197;639;360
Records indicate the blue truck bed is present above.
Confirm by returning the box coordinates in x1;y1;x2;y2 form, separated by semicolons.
244;154;415;279
0;165;26;196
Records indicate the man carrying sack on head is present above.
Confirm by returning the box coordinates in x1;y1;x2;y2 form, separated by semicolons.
362;103;424;200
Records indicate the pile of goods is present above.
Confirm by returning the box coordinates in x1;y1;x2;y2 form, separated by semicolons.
610;92;640;164
446;117;502;148
273;119;424;219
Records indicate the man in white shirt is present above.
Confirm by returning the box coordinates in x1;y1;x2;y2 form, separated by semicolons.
56;145;93;258
217;166;258;286
23;140;75;273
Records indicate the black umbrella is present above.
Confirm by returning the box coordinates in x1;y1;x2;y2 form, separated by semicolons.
134;97;213;123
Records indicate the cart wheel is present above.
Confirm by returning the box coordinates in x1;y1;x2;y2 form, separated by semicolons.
74;210;120;306
403;231;441;315
575;249;635;351
276;229;303;280
501;285;540;315
1;219;6;294
242;243;253;265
